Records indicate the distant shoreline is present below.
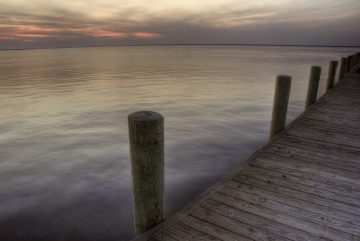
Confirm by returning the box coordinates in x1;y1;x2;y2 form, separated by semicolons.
1;43;359;52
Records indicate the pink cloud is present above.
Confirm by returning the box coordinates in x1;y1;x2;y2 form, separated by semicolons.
13;33;49;38
132;32;162;39
0;36;16;40
0;24;162;43
73;28;129;38
15;25;58;33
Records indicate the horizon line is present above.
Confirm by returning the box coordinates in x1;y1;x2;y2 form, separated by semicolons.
1;43;359;52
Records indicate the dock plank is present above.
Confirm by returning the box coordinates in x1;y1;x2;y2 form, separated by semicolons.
180;215;253;241
216;183;360;236
223;180;360;226
210;192;359;241
163;223;222;241
202;199;327;241
190;207;289;241
242;167;360;201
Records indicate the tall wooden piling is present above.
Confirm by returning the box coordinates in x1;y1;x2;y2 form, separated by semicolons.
339;57;347;80
269;75;292;139
347;56;352;72
305;66;321;110
350;55;354;69
326;61;338;90
128;111;164;235
353;54;357;67
345;57;350;73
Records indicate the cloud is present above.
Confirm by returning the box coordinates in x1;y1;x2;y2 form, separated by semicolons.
0;0;359;49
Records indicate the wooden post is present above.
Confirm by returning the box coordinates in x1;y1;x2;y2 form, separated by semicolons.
347;56;352;72
345;57;350;74
353;54;357;67
305;66;321;110
346;57;350;72
269;75;292;139
339;57;347;80
355;54;357;65
128;111;164;235
326;61;338;90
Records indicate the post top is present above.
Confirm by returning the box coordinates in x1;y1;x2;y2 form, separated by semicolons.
129;111;163;122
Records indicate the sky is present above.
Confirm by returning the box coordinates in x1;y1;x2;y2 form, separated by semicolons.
0;0;360;49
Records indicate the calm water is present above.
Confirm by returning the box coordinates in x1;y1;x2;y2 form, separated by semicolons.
0;46;356;241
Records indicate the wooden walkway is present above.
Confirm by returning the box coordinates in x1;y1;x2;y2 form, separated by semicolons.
131;66;360;241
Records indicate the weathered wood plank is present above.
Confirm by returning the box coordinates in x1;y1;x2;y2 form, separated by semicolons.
224;180;360;226
234;174;360;216
276;135;360;158
164;223;221;241
210;192;360;241
294;119;360;136
287;126;360;149
291;121;360;138
239;167;360;207
255;154;360;185
265;145;360;173
302;110;360;123
156;232;179;241
191;207;290;241
246;164;360;198
180;215;253;241
250;157;360;193
268;143;360;167
216;183;360;236
282;135;360;153
202;199;328;241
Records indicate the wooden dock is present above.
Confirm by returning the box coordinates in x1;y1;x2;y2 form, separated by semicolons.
130;64;360;241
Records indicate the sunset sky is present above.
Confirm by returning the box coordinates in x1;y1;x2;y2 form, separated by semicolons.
1;0;359;49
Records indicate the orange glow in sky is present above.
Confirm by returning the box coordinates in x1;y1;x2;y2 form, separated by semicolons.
1;24;162;41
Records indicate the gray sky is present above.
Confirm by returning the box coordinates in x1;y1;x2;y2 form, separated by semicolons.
0;0;359;49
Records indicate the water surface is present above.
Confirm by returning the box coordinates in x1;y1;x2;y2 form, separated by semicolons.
0;46;356;241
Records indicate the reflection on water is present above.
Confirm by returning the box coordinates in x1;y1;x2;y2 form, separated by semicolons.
0;46;356;240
